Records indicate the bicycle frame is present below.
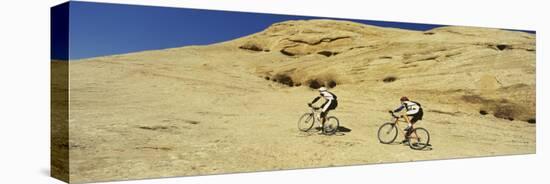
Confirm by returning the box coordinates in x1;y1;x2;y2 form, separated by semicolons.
299;104;339;135
389;112;419;140
309;106;324;125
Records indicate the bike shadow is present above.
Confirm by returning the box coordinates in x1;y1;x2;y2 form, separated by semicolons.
332;126;352;136
381;142;434;151
400;142;434;151
320;126;351;136
337;126;352;133
418;144;434;151
298;126;353;136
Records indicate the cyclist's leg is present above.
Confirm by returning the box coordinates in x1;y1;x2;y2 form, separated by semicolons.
401;114;416;143
406;115;419;137
410;114;419;125
320;109;331;132
320;100;329;112
321;109;330;124
321;100;331;120
404;115;413;132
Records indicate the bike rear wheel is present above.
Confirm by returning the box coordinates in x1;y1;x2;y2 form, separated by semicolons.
298;113;315;132
377;122;398;144
408;127;430;150
323;116;339;135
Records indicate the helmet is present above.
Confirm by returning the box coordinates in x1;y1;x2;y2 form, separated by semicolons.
400;96;409;102
318;87;327;92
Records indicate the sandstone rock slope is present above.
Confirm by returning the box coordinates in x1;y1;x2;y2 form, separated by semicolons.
60;19;535;183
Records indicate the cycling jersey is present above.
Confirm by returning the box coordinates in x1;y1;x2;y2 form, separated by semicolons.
320;91;336;100
394;101;420;115
311;91;338;113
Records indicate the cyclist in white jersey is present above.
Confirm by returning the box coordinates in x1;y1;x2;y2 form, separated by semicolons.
308;87;338;128
392;96;423;142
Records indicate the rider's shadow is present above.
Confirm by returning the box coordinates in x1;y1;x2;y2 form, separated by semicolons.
334;126;352;136
413;145;434;151
314;126;351;132
418;144;434;151
338;126;352;133
299;126;352;137
400;142;434;151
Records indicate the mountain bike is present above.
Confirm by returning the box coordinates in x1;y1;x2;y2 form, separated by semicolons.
297;104;339;135
377;111;430;150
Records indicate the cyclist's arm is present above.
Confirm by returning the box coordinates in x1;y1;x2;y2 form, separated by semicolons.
393;105;404;112
311;96;321;104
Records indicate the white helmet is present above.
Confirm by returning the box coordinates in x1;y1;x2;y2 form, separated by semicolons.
318;87;327;92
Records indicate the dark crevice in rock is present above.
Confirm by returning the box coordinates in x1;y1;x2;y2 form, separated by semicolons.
479;110;488;115
280;49;296;56
239;44;264;52
496;44;510;51
349;46;368;51
417;56;439;61
263;74;338;89
327;80;337;88
399;64;418;69
445;52;462;58
285;36;351;46
383;76;397;83
308;79;322;89
429;110;458;116
443;30;477;36
274;74;294;87
476;43;514;51
317;51;339;57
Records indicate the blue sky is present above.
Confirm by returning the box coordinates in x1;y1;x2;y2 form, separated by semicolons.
51;1;535;60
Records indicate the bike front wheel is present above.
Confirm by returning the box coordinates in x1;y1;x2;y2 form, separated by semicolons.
323;116;340;135
408;127;430;150
377;122;398;144
298;113;315;132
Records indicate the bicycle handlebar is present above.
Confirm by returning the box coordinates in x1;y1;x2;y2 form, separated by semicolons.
388;111;399;118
